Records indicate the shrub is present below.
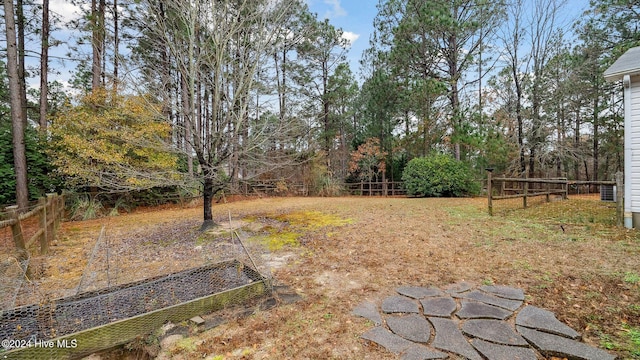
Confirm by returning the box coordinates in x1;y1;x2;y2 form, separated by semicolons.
0;122;61;206
68;195;105;220
401;154;480;197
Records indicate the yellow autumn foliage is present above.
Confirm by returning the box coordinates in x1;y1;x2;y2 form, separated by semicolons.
50;89;180;191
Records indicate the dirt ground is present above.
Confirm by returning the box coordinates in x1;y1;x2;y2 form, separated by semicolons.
12;196;640;359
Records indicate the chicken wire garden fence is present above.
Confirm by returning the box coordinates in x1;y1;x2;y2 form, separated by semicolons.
0;219;272;359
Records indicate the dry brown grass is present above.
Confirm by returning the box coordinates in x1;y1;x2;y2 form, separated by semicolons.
18;196;640;359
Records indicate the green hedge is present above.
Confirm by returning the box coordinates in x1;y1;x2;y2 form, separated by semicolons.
402;155;480;197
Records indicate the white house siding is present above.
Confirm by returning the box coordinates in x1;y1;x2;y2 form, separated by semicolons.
630;76;640;212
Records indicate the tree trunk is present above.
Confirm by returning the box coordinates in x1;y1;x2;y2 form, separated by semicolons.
530;91;541;179
322;59;331;155
583;159;590;181
4;0;29;210
181;74;194;176
39;0;50;130
91;0;99;89
113;0;119;88
201;175;217;230
592;85;599;181
91;0;105;90
556;106;564;177
574;110;581;179
506;0;525;177
16;0;27;126
528;146;536;178
447;32;461;161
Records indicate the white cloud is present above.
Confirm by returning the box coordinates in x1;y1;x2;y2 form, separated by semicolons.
323;0;347;18
341;31;360;47
50;0;85;23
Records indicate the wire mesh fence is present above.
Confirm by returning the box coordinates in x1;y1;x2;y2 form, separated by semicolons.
0;258;29;311
0;215;272;359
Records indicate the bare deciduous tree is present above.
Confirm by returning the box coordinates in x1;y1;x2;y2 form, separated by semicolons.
139;0;299;228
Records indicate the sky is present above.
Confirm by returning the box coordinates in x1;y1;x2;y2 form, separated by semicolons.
38;0;381;90
36;0;594;91
306;0;592;82
306;0;379;78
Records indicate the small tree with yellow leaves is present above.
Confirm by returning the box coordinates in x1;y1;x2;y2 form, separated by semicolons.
50;89;180;193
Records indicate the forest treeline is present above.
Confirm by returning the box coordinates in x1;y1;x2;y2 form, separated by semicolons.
1;0;638;222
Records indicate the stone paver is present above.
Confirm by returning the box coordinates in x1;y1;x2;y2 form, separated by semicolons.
386;314;432;343
361;326;414;354
455;289;523;311
456;299;513;320
518;326;617;360
471;338;538;360
400;345;447;360
429;317;483;360
479;284;525;300
396;286;444;299
462;319;528;346
516;305;580;339
351;300;382;326
353;283;618;359
420;296;457;317
382;295;420;314
443;281;474;294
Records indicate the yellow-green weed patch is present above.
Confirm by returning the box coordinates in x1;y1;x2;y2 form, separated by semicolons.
250;210;352;251
273;210;352;229
257;231;301;251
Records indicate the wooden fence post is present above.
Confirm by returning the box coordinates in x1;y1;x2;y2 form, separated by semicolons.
7;205;28;261
523;181;528;208
54;194;62;231
47;193;56;243
545;182;550;202
38;197;48;255
486;168;494;216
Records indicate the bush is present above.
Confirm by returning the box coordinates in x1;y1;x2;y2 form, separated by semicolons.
0;122;61;206
402;154;480;197
68;195;105;221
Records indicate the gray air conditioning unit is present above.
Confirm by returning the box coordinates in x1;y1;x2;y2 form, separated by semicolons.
601;184;617;202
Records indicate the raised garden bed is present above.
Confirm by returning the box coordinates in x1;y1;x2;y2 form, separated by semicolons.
0;259;269;359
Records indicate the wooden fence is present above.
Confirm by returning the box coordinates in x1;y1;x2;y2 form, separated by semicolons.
486;172;624;225
344;181;406;196
0;194;64;260
238;180;405;197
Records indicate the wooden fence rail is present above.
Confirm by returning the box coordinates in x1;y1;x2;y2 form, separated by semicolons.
1;193;64;260
344;181;406;196
486;172;624;225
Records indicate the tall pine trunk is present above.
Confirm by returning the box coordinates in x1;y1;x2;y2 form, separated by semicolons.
16;0;27;126
39;0;50;130
39;0;49;131
91;0;105;90
4;0;29;210
113;0;119;88
592;74;600;181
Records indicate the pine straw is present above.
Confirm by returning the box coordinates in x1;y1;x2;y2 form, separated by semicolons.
16;196;640;359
